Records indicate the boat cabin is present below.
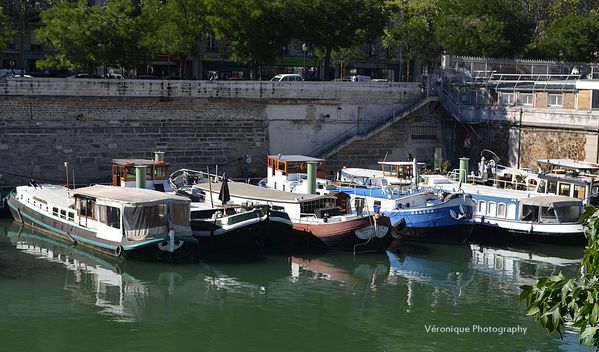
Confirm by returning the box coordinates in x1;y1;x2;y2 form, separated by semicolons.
72;185;191;242
526;173;599;206
266;155;327;193
377;161;426;185
518;196;582;224
112;158;172;192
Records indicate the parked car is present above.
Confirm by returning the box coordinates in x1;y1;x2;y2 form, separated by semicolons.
342;75;372;82
270;74;304;82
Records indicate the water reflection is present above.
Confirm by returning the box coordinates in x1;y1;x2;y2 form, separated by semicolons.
290;252;390;286
4;223;189;322
469;242;582;290
384;240;583;308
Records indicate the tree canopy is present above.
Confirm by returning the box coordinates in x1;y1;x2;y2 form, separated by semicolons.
36;0;148;72
28;0;599;77
521;206;599;349
292;0;387;80
435;0;533;58
206;0;292;79
0;6;15;52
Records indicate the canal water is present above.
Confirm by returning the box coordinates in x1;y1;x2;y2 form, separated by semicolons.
0;218;590;351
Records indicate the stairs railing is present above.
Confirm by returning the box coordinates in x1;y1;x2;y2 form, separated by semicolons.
309;92;434;158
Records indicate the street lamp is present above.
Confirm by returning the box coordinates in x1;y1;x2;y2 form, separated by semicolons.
302;43;307;79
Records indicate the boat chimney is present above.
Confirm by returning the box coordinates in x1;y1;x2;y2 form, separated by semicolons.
433;147;442;172
459;157;470;183
154;151;165;162
412;157;419;186
307;161;318;194
135;165;147;188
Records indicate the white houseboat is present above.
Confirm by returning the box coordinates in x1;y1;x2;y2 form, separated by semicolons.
425;175;585;244
7;184;197;259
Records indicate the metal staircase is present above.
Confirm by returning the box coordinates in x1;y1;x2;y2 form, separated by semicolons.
309;92;436;159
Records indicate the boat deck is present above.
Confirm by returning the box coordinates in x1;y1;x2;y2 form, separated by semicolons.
16;184;73;208
194;182;333;203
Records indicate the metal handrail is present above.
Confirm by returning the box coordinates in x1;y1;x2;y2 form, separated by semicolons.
309;93;431;158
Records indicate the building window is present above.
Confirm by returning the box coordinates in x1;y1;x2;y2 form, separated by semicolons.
501;93;515;106
548;94;563;107
520;93;533;106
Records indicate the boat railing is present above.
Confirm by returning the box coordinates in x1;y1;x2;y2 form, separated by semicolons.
447;168;535;191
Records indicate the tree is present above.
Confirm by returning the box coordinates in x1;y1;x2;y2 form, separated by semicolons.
521;206;599;349
206;0;292;79
383;0;440;79
37;0;150;73
435;0;533;58
0;5;15;52
537;14;599;62
141;0;208;78
293;0;387;80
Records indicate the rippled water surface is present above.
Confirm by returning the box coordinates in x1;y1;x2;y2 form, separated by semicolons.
0;218;591;351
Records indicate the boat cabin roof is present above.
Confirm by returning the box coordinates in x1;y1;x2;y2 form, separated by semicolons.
519;195;581;207
537;159;599;172
194;182;334;203
378;161;426;166
72;185;189;205
112;159;169;167
268;155;325;163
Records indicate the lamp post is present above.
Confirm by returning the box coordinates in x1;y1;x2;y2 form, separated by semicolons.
302;43;307;79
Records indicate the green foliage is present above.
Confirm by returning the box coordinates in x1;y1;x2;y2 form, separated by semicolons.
521;206;599;349
141;0;208;58
206;0;291;77
0;6;15;51
292;0;387;79
435;0;533;58
537;14;599;62
36;0;150;72
383;0;439;65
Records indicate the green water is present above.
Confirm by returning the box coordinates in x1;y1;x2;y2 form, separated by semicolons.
0;218;591;351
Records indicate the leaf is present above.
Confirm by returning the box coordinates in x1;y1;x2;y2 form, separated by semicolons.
527;306;540;316
580;326;598;347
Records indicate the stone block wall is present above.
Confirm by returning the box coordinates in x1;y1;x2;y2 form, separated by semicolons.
519;129;586;168
0;95;268;187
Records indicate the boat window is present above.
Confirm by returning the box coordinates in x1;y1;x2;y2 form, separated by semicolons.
67;212;75;222
60;209;66;219
123;204;168;240
574;185;586;199
507;203;517;219
78;199;95;219
558;183;571;197
537;180;546;193
497;203;506;217
52;207;59;216
554;205;582;223
98;205;121;229
521;205;539;221
487;202;496;216
547;181;557;194
477;200;486;214
540;206;558;223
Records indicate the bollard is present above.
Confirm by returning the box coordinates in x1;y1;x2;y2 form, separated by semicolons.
459;157;470;183
306;161;318;194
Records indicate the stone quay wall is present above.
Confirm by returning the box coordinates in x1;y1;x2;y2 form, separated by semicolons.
0;78;421;187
